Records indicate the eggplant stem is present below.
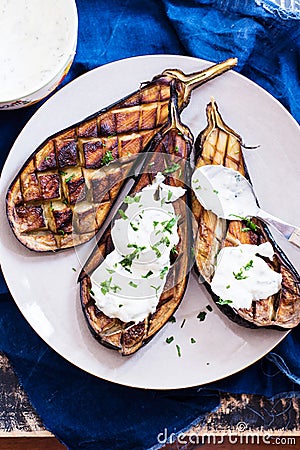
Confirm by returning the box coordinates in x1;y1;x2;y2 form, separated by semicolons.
208;98;241;142
163;57;237;106
185;58;237;91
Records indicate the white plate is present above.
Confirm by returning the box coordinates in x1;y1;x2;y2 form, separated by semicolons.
0;55;299;390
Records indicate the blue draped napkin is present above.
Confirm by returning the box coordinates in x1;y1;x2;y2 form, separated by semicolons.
0;1;299;449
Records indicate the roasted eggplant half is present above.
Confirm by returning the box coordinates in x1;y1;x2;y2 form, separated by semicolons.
6;58;237;252
79;86;193;355
192;100;300;329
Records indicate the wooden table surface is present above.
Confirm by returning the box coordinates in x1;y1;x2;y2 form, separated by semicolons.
0;352;299;449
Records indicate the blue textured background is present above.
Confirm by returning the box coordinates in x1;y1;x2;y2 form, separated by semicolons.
0;1;299;449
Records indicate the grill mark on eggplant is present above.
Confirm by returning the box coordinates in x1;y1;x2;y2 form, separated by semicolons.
6;59;237;252
193;100;300;329
79;85;193;355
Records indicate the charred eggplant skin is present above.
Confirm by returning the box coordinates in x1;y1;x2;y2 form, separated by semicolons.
79;84;194;355
193;100;300;330
6;58;237;253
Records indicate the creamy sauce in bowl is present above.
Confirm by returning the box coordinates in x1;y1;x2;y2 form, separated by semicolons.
0;0;77;102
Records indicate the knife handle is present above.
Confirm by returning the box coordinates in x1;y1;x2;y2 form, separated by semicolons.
289;229;300;249
257;209;300;249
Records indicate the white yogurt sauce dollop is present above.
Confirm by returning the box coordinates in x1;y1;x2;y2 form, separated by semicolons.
0;0;76;101
211;242;282;310
191;165;259;220
90;173;186;324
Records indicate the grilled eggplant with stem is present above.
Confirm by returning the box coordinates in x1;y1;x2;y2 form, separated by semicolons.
79;85;193;355
192;100;300;329
6;58;237;252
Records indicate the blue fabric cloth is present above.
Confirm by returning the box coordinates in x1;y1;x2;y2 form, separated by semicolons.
0;1;299;449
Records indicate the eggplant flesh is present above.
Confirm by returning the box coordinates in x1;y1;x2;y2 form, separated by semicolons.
6;59;237;252
193;100;300;329
79;86;193;355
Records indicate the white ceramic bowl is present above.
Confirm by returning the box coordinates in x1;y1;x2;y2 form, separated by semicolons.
0;0;78;110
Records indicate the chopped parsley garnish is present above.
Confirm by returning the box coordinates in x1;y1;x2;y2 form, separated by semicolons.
193;179;199;183
100;277;121;295
119;304;123;308
160;266;169;279
50;202;54;212
232;259;253;281
163;163;181;175
160;197;166;207
89;288;95;296
229;214;259;232
161;217;178;234
106;268;115;274
171;245;178;255
213;189;219;194
142;270;153;279
118;209;128;220
241;227;251;232
127;243;146;251
176;344;181;357
130;222;139;231
65;174;75;183
244;260;254;270
101;150;114;165
168;316;176;323
191;338;196;344
167;190;172;201
148;161;155;167
180;318;186;329
151;245;162;258
161;235;171;247
45;156;50;161
59;170;67;175
174;145;179;153
119;245;146;271
197;311;207;322
233;269;248;280
62;199;68;205
124;195;141;204
129;281;138;288
166;336;174;344
150;285;161;297
72;267;76;272
151;236;170;257
217;298;233;305
226;285;230;289
58;230;65;236
153;221;159;228
206;304;213;312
